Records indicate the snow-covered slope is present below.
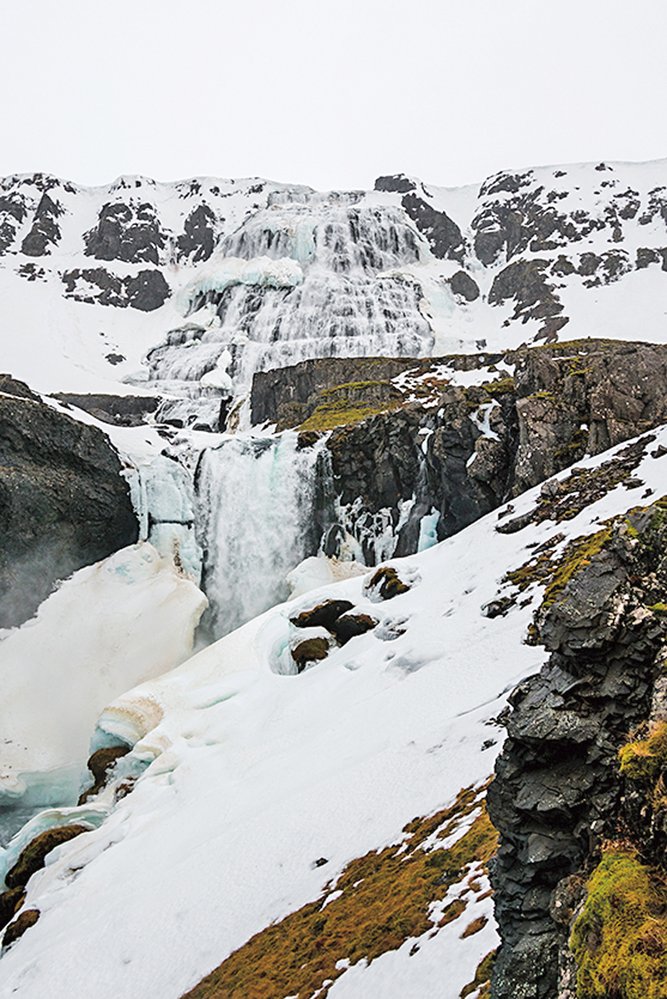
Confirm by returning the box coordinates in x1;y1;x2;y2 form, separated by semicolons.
2;160;667;425
2;422;667;998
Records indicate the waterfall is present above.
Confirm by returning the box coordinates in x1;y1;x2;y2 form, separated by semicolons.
145;194;434;426
195;433;329;638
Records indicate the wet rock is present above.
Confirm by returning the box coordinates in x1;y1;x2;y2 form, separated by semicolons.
78;745;131;804
6;824;90;889
290;599;354;630
2;908;40;949
330;612;377;644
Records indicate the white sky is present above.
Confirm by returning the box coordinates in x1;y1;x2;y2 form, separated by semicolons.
1;0;666;191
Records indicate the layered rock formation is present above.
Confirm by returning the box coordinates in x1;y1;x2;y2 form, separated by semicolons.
250;339;667;564
488;498;667;998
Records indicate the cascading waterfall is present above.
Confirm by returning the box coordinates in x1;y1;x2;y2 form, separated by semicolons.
196;433;329;638
146;193;435;427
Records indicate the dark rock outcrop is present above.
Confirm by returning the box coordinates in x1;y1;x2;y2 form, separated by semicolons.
177;205;217;262
2;908;39;949
330;612;377;644
54;393;160;427
84;201;167;264
61;267;170;311
290;599;354;630
0;378;138;627
20;193;63;256
78;745;131;804
488;505;667;999
5;824;90;889
251;356;432;430
291;637;330;671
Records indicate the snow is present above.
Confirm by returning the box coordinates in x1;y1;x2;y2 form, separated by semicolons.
3;424;667;996
0;544;206;814
286;555;368;598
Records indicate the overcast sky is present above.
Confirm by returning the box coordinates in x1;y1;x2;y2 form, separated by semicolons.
1;0;666;190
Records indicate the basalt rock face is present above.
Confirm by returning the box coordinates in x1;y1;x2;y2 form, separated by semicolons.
0;377;138;627
488;507;667;999
258;341;667;565
511;339;667;493
250;356;431;430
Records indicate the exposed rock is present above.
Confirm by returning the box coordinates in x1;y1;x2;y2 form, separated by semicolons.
330;612;378;644
0;888;25;933
0;373;40;402
61;267;170;311
401;192;464;260
0;384;138;627
374;175;415;194
177;204;217;262
291;637;330;671
84;201;167;264
1;908;39;949
54;392;160;427
20;193;63;256
365;566;411;600
488;506;667;999
5;824;90;889
290;599;354;630
449;270;480;301
78;744;131;804
250;356;432;430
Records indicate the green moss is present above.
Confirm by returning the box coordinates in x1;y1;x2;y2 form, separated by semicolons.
479;376;515;397
299;380;403;432
570;849;667;999
542;527;612;608
529;390;556;401
619;722;667;783
648;602;667;615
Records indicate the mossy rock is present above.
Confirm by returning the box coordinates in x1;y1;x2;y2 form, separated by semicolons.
619;721;667;783
2;908;40;949
330;612;378;645
570;848;667;999
5;824;90;889
367;566;411;600
290;599;354;631
291;638;330;671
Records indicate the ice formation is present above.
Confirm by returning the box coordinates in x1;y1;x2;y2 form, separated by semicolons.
0;544;206;812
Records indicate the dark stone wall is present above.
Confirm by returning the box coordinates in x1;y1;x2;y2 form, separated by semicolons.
0;377;138;627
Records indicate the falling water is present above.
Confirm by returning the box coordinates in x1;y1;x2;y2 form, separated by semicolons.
195;433;329;638
146;193;434;425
